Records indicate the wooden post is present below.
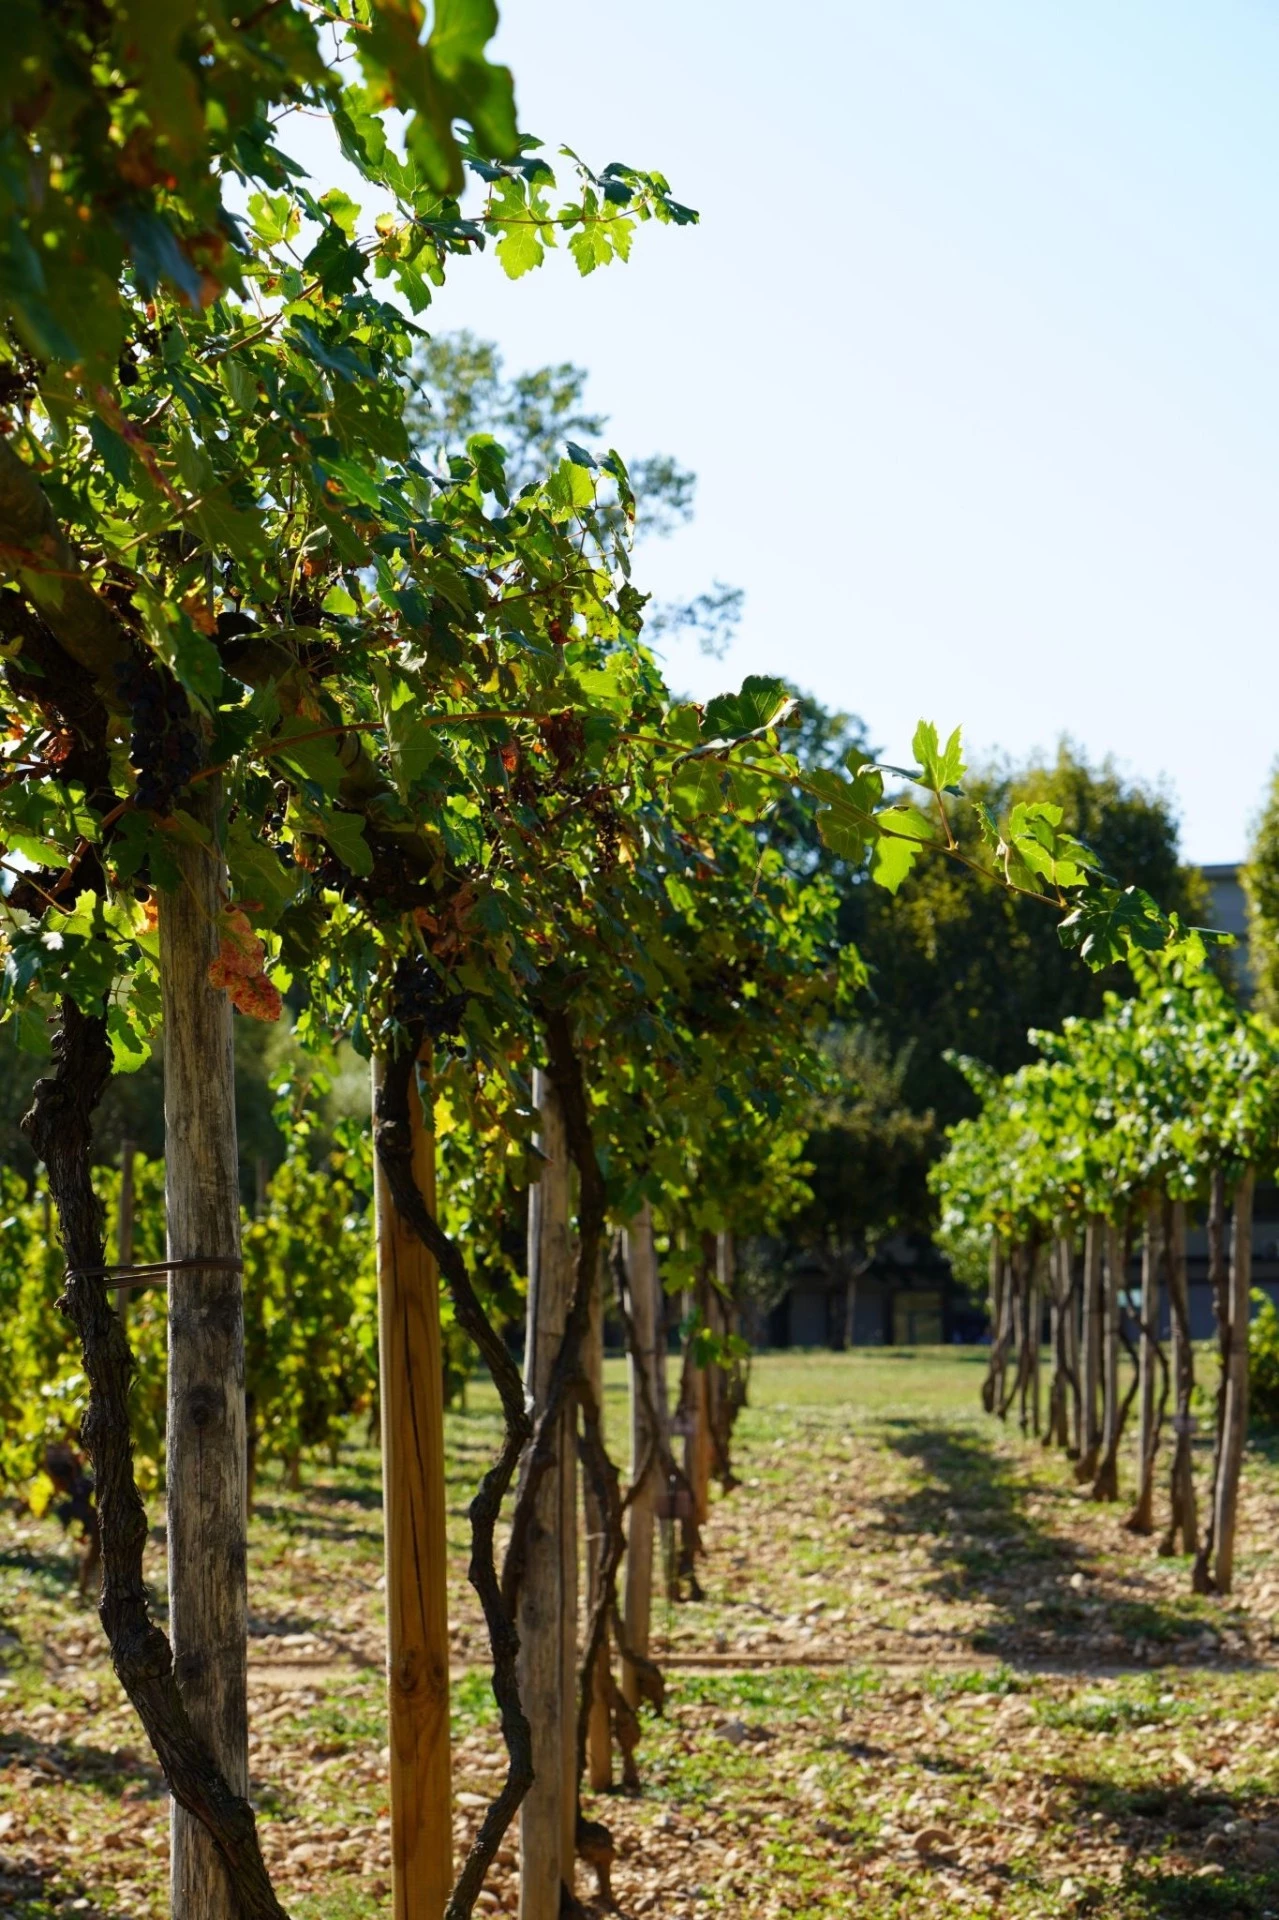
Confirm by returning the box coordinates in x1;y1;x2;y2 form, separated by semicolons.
1028;1246;1043;1439
160;788;247;1920
1015;1243;1032;1433
519;1067;576;1920
372;1052;452;1920
1163;1197;1198;1557
1193;1167;1230;1591
114;1138;135;1325
583;1249;613;1792
983;1239;1005;1413
621;1202;660;1712
1077;1218;1103;1481
1045;1242;1066;1449
1213;1167;1254;1595
711;1230;734;1473
1060;1236;1082;1455
1091;1221;1123;1501
1127;1197;1162;1533
684;1243;713;1526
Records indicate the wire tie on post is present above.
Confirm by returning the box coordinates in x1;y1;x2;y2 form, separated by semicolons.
65;1256;244;1291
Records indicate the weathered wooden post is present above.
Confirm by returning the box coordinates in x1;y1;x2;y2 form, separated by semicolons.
1076;1217;1103;1481
1028;1244;1043;1439
983;1238;1006;1413
372;1050;452;1920
683;1244;712;1528
1213;1168;1255;1594
519;1068;576;1920
1127;1198;1163;1533
160;795;247;1920
1163;1197;1198;1557
621;1202;661;1711
1091;1221;1123;1501
1052;1236;1075;1443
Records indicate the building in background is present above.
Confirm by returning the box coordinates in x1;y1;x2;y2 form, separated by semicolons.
1202;862;1251;997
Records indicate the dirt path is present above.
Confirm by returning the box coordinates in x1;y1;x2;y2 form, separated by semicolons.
5;1353;1279;1918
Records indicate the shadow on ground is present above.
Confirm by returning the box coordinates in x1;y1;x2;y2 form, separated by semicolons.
0;1728;163;1798
878;1418;1244;1669
0;1854;116;1920
1056;1770;1279;1916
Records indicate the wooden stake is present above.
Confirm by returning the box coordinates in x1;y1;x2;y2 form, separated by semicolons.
160;787;247;1920
1092;1221;1123;1501
1163;1197;1198;1557
519;1067;576;1920
1028;1245;1043;1439
1052;1236;1075;1443
583;1248;613;1791
1193;1167;1230;1590
684;1247;713;1527
114;1137;135;1326
372;1052;452;1920
1127;1198;1163;1533
983;1239;1006;1413
621;1202;661;1712
1076;1219;1103;1480
1213;1166;1254;1595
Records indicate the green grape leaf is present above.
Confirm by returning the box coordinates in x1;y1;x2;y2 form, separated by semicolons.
227;818;300;926
670;759;724;818
314;805;374;878
107;1002;152;1073
875;803;939;845
496;225;546;279
702;676;792;742
912;719;965;791
872;833;921;894
1058;886;1168;970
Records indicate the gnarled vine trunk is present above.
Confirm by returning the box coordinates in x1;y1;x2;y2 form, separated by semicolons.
582;1250;613;1792
23;1000;287;1920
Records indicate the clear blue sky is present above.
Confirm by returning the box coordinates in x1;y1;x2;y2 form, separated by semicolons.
302;1;1279;864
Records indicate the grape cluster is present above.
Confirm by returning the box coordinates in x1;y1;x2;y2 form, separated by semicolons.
391;954;468;1045
115;656;204;813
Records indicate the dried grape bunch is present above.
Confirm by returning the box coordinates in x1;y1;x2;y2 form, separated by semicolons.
207;906;282;1022
115;655;205;814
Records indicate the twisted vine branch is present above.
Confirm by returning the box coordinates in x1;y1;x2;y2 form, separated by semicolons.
23;999;287;1920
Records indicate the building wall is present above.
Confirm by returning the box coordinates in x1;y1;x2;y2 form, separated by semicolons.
1202;861;1252;996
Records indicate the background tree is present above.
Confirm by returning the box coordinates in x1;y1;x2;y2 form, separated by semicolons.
1244;760;1279;1018
404;329;743;658
846;740;1207;1132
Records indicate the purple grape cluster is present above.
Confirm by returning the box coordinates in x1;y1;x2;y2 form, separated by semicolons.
115;656;204;813
391;953;467;1046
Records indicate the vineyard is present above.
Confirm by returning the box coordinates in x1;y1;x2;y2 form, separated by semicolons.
2;6;1278;1920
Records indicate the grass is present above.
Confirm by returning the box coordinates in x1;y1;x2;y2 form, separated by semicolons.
5;1347;1279;1917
